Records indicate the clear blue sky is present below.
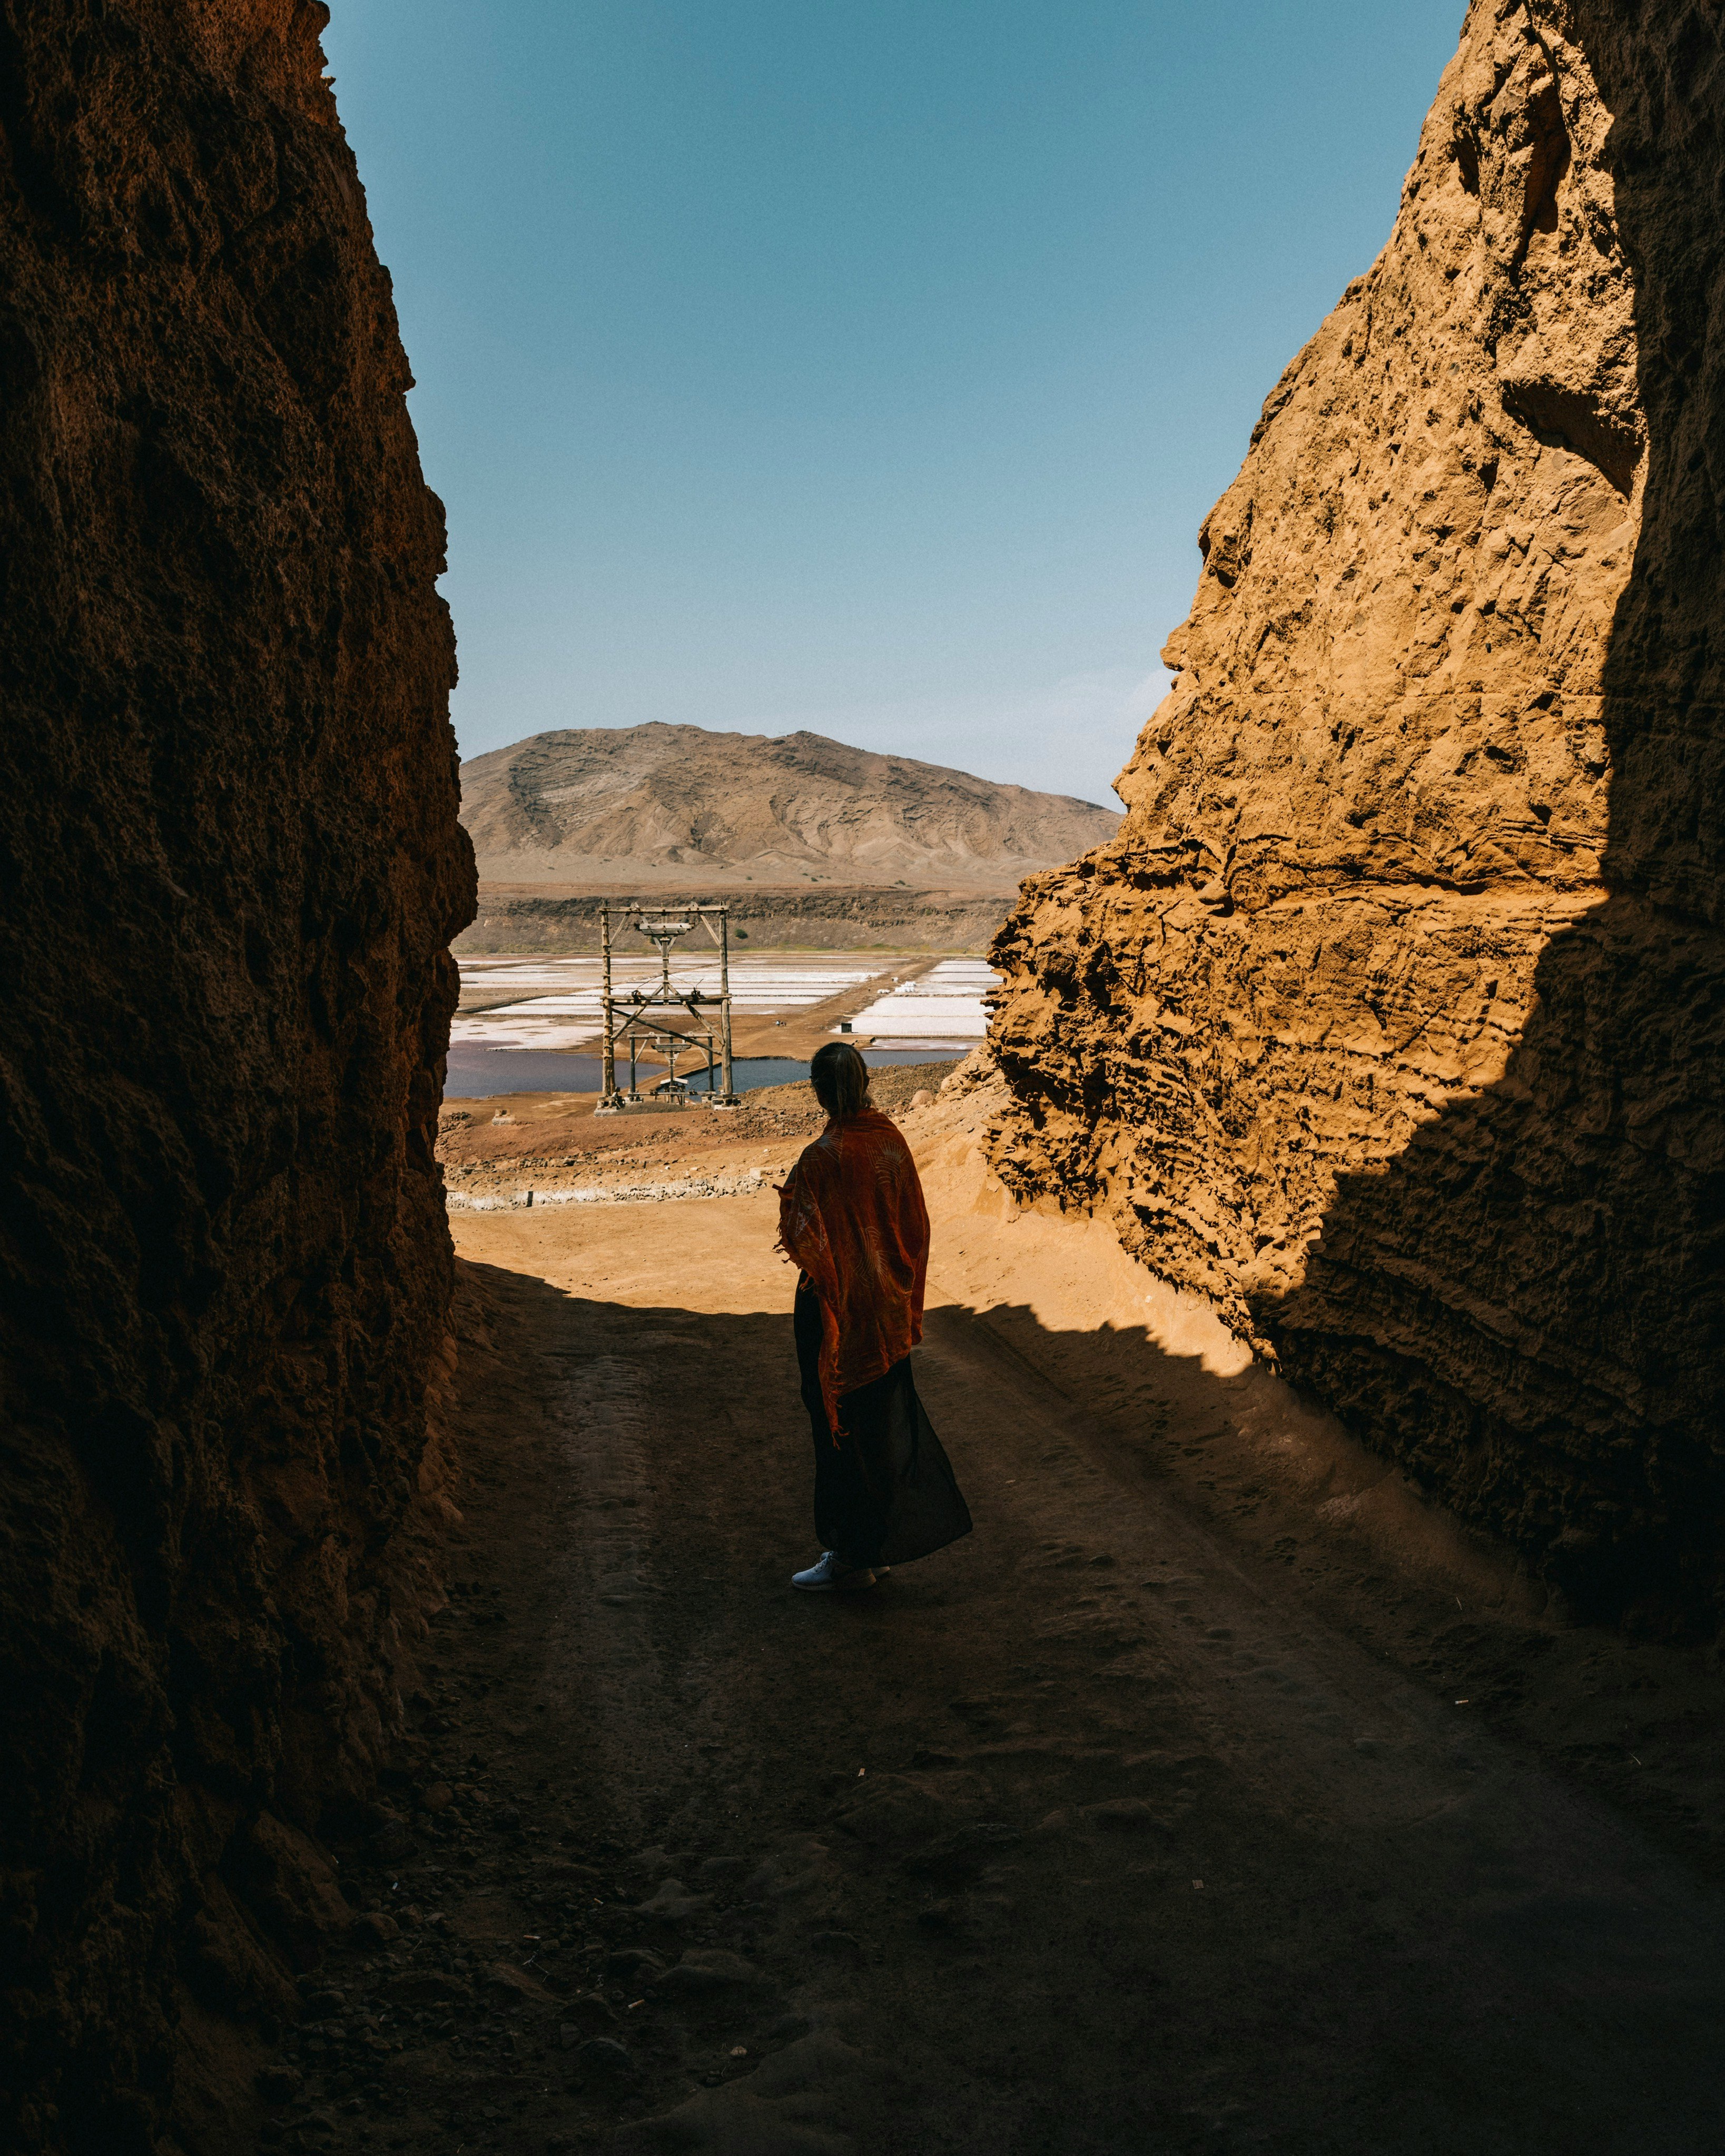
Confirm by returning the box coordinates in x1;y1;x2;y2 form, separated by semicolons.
323;2;1464;808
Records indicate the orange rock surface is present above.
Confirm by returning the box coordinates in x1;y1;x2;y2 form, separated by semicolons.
988;1;1725;1627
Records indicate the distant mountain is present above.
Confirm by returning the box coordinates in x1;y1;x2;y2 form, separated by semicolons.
458;723;1120;889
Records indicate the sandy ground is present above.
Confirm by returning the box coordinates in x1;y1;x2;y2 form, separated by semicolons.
253;1075;1725;2156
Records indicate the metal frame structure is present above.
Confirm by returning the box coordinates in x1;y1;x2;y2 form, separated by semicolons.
596;902;738;1113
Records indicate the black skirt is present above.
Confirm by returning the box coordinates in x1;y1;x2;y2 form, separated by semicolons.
795;1283;973;1569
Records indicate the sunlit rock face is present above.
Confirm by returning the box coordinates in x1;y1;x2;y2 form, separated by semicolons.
0;5;474;2149
987;0;1725;1628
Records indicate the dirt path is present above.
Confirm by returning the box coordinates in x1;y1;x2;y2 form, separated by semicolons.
260;1091;1725;2156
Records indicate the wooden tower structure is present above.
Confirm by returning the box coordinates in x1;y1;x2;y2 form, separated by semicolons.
596;902;738;1113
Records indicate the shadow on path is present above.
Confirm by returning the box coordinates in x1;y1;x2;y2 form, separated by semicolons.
272;1252;1725;2155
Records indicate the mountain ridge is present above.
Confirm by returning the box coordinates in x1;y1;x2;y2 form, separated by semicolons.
459;721;1120;890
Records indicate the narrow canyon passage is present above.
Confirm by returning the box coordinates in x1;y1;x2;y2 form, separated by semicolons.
273;1139;1725;2156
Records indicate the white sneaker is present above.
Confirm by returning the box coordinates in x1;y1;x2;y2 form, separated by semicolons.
791;1551;876;1592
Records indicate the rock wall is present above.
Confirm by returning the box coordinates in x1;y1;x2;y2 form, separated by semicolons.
987;0;1725;1629
0;6;475;2150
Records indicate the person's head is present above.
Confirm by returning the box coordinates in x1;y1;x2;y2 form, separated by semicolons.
810;1041;871;1120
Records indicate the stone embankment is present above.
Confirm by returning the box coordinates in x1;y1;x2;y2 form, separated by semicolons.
986;0;1725;1628
0;10;473;2151
455;883;1014;955
446;1168;770;1212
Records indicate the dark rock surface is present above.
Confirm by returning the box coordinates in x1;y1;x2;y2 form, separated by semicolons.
986;0;1725;1628
0;6;474;2149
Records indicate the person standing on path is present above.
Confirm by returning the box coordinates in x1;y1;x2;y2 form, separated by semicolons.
776;1042;972;1591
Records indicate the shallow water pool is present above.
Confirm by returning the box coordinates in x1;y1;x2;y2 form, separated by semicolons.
443;1044;964;1100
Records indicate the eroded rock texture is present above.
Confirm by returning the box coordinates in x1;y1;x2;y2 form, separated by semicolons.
989;1;1725;1627
0;6;474;2149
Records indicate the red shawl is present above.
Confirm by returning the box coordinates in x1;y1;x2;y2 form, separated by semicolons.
777;1109;930;1436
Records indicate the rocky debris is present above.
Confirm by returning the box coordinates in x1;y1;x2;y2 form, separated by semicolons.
482;1961;557;2005
612;2030;871;2156
653;1949;768;1992
388;1969;472;2008
570;2036;638;2082
0;6;474;2150
1081;1801;1168;1835
986;0;1725;1629
831;1773;990;1849
458;723;1119;891
437;1061;961;1212
446;1168;770;1213
901;1824;1025;1884
636;1880;715;1923
804;1933;866;1968
560;1994;623;2036
239;1816;361;1967
650;1951;777;2014
236;1732;878;2153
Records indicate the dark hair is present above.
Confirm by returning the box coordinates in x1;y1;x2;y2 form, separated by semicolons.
810;1041;871;1119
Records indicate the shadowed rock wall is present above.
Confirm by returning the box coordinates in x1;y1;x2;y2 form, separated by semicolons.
0;5;475;2149
987;0;1725;1628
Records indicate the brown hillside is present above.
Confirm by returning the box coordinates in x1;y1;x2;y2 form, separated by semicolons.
458;722;1119;889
